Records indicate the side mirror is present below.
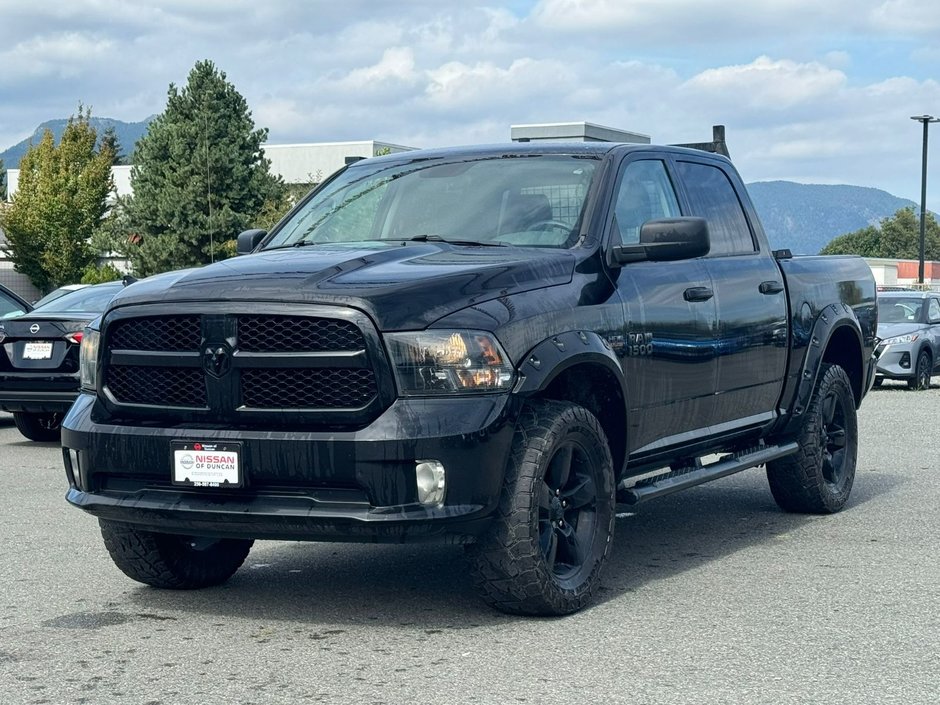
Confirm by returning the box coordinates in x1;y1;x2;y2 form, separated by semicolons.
236;229;267;255
612;217;710;265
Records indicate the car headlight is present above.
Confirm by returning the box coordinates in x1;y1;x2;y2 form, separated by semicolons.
883;333;919;345
79;325;101;393
385;330;514;395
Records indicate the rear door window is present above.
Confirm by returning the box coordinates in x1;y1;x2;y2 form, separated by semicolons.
676;161;755;256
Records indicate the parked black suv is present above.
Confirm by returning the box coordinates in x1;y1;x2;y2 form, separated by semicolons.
63;143;877;614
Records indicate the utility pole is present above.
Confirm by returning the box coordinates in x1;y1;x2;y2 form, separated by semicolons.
911;115;939;285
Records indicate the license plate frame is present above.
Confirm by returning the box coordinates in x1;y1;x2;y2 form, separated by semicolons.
171;441;243;488
23;342;54;360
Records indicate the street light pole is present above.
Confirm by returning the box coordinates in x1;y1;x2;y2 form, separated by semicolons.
911;115;939;285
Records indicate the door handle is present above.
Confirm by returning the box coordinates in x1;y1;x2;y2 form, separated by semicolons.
759;280;784;295
683;286;714;302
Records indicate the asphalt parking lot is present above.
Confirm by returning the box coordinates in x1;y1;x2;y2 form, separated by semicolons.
1;383;938;705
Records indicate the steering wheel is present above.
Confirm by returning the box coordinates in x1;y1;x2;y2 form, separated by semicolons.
531;220;572;233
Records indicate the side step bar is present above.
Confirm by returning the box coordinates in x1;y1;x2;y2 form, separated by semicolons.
619;442;800;505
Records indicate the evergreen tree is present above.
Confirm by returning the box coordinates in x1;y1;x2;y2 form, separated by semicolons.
0;109;114;291
99;126;127;166
126;60;284;276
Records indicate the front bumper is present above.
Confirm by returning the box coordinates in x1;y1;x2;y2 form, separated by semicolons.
874;342;916;380
62;393;518;543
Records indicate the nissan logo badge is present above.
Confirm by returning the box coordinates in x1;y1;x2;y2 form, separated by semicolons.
30;324;40;334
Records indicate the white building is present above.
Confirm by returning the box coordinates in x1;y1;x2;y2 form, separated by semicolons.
3;140;415;201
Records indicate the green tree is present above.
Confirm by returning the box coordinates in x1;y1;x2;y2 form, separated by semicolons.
80;262;123;284
126;60;284;276
821;207;940;259
0;109;114;291
99;126;127;166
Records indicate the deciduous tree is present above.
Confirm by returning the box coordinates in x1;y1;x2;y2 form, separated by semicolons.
820;207;940;259
0;109;114;291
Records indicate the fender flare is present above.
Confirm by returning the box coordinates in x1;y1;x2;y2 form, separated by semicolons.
513;330;628;400
777;302;865;437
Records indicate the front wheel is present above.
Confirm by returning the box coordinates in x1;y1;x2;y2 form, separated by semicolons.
13;412;62;442
99;520;253;589
907;350;932;390
766;363;857;513
466;400;615;615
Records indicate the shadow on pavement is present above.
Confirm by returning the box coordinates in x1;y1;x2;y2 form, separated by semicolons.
123;468;904;628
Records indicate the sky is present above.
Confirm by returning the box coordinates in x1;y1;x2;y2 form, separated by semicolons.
1;0;939;208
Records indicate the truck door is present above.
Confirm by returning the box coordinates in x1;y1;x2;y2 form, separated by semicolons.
608;157;719;456
673;158;788;429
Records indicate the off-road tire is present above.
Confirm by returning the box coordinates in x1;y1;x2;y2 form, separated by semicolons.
13;411;62;442
99;520;253;589
766;363;857;513
907;350;931;390
466;400;615;616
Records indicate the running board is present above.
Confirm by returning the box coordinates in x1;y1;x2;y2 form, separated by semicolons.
619;442;800;505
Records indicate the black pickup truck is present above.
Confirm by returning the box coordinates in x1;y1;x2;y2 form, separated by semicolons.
62;142;877;615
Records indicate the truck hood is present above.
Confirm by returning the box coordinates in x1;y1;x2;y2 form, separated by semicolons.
108;242;576;330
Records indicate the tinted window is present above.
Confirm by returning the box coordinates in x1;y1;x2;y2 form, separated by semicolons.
676;161;754;255
34;284;121;314
0;289;27;319
611;160;681;245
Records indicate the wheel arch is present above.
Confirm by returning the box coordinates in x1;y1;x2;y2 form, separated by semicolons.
514;332;628;476
777;306;867;438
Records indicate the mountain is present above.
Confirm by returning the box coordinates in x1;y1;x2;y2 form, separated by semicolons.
0;116;154;169
746;181;918;255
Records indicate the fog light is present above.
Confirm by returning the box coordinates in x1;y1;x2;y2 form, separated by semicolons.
66;449;82;489
415;460;446;506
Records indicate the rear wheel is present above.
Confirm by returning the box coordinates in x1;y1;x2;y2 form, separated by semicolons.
99;520;253;589
13;412;62;442
766;364;857;513
907;350;931;390
467;400;615;615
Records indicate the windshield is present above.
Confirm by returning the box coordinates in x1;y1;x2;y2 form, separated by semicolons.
264;155;598;250
878;297;925;324
33;284;121;314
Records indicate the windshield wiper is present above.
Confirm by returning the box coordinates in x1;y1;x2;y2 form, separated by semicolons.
399;234;505;247
263;240;323;251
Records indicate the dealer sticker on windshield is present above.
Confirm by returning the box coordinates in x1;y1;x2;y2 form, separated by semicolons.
171;441;242;488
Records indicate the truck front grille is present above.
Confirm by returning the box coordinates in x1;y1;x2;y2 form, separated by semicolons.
241;368;377;409
101;307;387;427
110;315;201;352
108;365;207;408
237;315;364;352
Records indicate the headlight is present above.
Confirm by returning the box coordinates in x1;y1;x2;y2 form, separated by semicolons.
79;326;101;393
385;330;514;395
883;333;919;345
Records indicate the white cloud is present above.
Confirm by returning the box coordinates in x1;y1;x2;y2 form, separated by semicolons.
1;1;939;211
681;56;847;112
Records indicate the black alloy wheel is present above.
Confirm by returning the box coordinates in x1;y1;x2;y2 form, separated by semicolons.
766;363;857;514
908;350;932;390
819;387;848;487
538;442;600;583
467;400;615;615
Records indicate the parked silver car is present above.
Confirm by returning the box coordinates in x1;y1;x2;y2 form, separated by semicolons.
874;291;940;389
